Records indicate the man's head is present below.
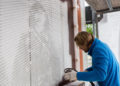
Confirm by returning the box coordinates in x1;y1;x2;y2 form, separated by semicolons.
74;31;94;52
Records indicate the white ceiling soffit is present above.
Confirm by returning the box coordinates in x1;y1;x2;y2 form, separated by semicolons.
86;0;120;13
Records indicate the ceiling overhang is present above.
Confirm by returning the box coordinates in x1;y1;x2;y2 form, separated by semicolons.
86;0;120;14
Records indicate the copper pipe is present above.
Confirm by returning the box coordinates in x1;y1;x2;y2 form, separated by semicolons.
77;0;83;71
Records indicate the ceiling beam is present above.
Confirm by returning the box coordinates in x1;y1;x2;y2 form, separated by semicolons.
105;0;113;11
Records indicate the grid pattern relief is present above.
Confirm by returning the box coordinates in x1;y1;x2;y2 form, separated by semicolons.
0;0;69;86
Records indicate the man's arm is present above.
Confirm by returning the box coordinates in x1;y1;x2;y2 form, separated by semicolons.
77;48;109;81
85;67;93;71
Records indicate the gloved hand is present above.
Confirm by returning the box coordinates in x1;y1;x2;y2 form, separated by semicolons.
64;70;77;81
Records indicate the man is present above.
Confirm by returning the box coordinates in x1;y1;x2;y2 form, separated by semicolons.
64;31;120;86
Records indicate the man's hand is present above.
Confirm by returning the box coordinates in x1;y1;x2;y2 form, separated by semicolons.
64;70;77;81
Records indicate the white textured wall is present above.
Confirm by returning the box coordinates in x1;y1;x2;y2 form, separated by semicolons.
98;11;120;63
0;0;30;85
0;0;71;86
29;0;70;86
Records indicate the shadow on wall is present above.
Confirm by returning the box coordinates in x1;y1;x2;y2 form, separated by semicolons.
100;14;108;23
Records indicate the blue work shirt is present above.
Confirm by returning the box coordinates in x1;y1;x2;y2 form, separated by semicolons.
77;38;120;86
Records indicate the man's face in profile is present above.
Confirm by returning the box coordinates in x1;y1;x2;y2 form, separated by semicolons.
76;42;89;53
79;44;89;52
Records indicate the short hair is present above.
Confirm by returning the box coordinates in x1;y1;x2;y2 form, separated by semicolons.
74;31;94;46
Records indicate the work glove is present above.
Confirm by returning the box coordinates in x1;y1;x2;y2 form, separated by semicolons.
64;70;77;81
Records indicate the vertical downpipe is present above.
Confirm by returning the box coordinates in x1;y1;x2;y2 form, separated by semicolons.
77;0;83;71
73;0;80;71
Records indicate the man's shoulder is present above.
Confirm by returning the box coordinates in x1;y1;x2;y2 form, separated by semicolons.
94;39;108;50
93;41;109;57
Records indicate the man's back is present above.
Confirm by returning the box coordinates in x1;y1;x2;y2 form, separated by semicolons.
92;39;120;86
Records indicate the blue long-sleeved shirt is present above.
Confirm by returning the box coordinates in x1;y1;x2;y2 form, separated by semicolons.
77;38;120;86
